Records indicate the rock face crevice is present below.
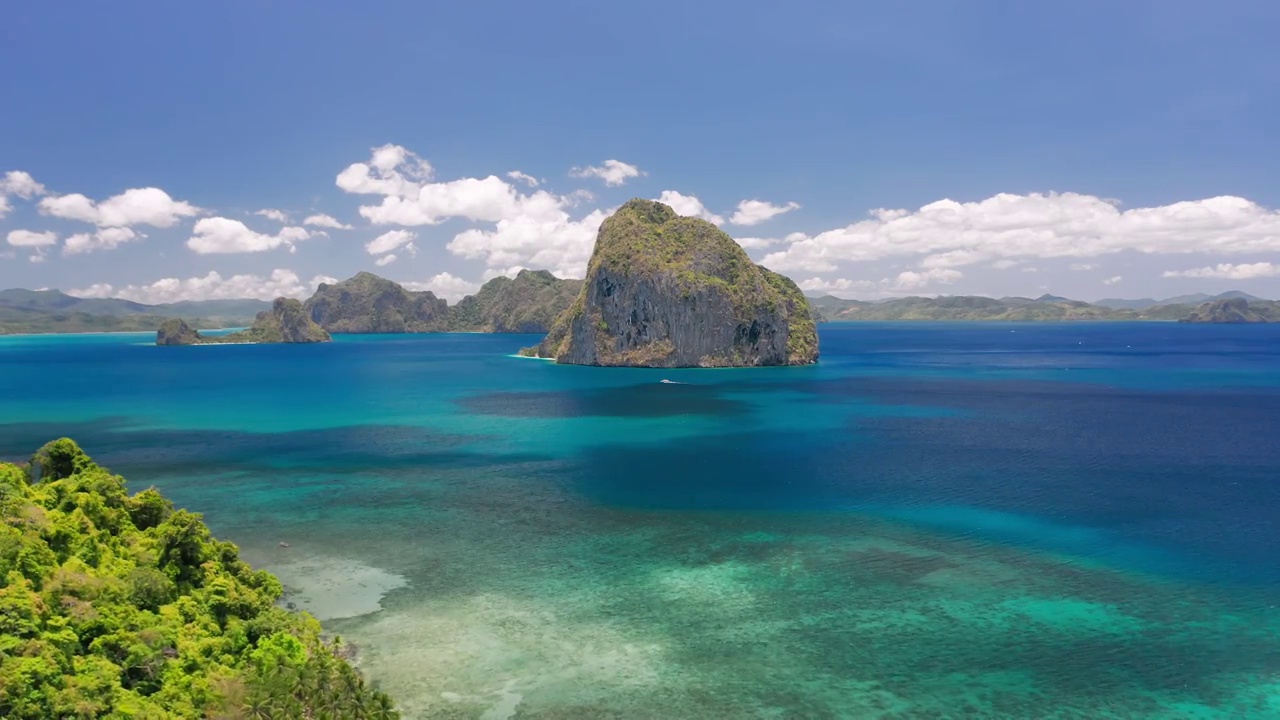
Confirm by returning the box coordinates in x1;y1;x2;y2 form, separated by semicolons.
529;199;818;367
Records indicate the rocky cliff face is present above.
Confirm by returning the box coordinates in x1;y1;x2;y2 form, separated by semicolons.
237;297;332;342
447;269;581;333
304;272;448;333
1180;297;1280;323
528;199;818;367
156;318;203;345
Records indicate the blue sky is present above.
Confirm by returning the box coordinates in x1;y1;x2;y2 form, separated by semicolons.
2;1;1279;303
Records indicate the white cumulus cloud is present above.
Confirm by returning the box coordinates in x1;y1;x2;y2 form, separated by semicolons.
39;187;200;228
7;229;58;247
186;217;312;254
506;171;540;188
375;254;397;266
402;271;481;302
569;159;644;187
1;171;47;217
303;213;353;229
798;268;963;298
1104;275;1123;285
656;190;724;225
761;192;1280;274
1162;262;1280;280
734;237;784;249
69;269;332;304
338;145;611;278
255;208;288;222
894;268;964;290
64;227;141;255
336;144;433;197
730;199;800;226
2;171;46;199
365;229;416;256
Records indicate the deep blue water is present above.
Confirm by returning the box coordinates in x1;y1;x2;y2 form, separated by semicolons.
4;324;1275;584
2;323;1279;717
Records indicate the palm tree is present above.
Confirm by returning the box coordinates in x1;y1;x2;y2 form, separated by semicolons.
369;693;399;720
241;693;275;720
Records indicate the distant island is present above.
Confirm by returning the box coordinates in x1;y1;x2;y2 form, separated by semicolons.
301;269;582;335
0;438;400;718
447;269;583;333
0;289;269;335
7;270;1279;339
156;298;330;345
810;291;1279;323
524;199;818;367
1179;297;1280;323
305;272;449;333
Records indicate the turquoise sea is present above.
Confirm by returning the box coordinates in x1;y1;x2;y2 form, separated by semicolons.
2;324;1279;718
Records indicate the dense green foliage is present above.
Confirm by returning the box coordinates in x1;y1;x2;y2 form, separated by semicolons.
760;268;819;364
303;272;449;334
0;439;397;719
156;299;330;346
447;270;581;333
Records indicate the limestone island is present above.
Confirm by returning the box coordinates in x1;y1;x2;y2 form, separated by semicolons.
447;269;583;333
304;271;449;333
522;198;818;367
300;268;582;334
156;297;331;345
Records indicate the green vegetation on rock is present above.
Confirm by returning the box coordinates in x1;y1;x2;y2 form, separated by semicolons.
155;299;331;346
447;269;582;333
155;319;203;346
528;199;819;367
0;439;398;719
303;272;448;334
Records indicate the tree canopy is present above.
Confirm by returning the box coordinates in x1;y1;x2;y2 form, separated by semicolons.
0;438;398;719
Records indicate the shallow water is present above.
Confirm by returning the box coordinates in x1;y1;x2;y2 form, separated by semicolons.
2;324;1278;718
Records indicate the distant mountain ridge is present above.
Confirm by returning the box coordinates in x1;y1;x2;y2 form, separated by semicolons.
0;288;272;318
2;272;586;336
0;289;271;335
803;289;1277;323
1094;290;1266;310
9;282;1278;336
